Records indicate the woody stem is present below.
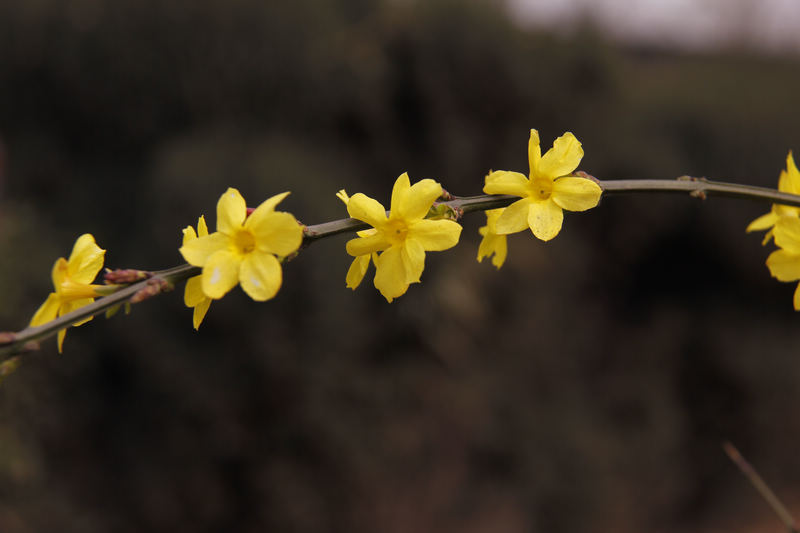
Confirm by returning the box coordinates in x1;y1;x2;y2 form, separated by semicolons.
2;175;797;359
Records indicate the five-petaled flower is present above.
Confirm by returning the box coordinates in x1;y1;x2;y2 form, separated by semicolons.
477;208;508;269
766;215;800;310
29;233;106;353
179;188;303;302
336;189;377;290
345;173;462;302
483;129;602;241
747;151;800;245
182;216;213;329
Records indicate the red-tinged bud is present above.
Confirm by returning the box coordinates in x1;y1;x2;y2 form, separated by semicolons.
0;332;17;344
438;189;454;201
21;341;39;353
130;278;172;304
104;269;152;284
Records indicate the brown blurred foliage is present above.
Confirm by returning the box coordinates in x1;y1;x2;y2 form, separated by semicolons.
2;0;800;531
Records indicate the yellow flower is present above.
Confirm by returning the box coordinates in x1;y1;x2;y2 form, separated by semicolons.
483;129;602;241
182;216;212;329
477;208;508;269
345;172;462;302
766;215;800;310
179;188;303;302
29;233;106;353
747;151;800;244
337;189;377;290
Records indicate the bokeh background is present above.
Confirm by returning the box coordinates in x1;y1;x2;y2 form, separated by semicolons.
2;0;800;531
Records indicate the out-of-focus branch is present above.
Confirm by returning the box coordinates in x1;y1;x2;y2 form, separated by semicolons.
723;441;798;533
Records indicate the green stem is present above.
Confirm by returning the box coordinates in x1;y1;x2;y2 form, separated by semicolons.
1;175;796;358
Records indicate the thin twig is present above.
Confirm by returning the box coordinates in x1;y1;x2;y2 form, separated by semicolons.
2;175;798;359
723;441;798;533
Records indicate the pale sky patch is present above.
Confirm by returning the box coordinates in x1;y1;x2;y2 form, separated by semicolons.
505;0;800;52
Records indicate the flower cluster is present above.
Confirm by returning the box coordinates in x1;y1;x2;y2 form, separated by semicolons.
22;128;800;354
749;152;800;309
25;129;609;351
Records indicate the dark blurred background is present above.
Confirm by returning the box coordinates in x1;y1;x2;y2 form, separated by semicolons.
2;0;800;531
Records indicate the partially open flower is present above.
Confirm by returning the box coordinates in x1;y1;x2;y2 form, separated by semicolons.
477;208;508;269
29;234;106;352
747;151;800;244
182;216;212;329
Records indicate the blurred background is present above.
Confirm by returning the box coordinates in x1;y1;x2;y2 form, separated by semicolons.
2;0;800;531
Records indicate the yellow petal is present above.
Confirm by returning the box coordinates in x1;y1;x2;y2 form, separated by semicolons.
373;247;408;303
239;250;282;302
396;178;442;220
60;298;95;327
483;171;530;197
389;172;412;215
347;193;388;227
336;189;350;205
192;297;211;330
773;217;800;254
528;129;541;174
778;169;789;193
180;232;231;267
536;132;583;179
29;293;60;327
774;204;800;218
408;219;462;251
793;282;800;311
67;234;106;284
785;151;800;195
202;250;241;299
345;254;371;290
346;232;390;256
57;328;67;354
552;177;602;212
484;208;504;229
216;187;247;234
528;199;564;241
746;211;779;233
246;210;303;257
197;215;208;237
401;240;425;284
495;198;532;235
254;191;291;214
356;228;378;238
50;257;69;289
184;276;206;307
182;225;198;246
477;232;507;269
767;249;800;281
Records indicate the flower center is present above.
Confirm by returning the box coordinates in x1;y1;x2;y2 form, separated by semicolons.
233;229;256;255
531;176;553;201
384;219;409;246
